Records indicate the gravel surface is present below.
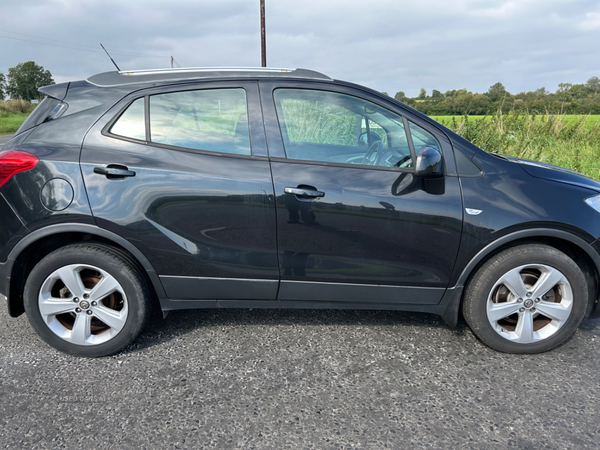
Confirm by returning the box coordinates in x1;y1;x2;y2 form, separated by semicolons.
1;305;599;449
0;134;14;146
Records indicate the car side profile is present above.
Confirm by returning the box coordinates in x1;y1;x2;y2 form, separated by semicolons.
1;67;599;357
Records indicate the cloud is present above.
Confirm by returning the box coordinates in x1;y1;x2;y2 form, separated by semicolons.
581;11;600;31
0;0;599;97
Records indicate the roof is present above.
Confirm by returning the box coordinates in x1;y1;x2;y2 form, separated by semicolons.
86;67;332;87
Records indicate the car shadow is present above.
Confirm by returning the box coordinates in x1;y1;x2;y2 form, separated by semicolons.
124;308;472;353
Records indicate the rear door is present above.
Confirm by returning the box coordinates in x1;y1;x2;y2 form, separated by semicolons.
260;81;463;305
80;81;279;301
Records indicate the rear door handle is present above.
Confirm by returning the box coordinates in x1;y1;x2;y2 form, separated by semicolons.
284;187;325;198
93;165;136;178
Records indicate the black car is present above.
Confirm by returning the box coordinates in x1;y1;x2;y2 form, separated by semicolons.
1;67;599;357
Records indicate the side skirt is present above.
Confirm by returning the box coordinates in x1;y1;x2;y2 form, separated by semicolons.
158;286;464;327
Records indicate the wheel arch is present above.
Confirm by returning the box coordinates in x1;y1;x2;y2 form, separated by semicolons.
452;228;600;320
5;224;167;317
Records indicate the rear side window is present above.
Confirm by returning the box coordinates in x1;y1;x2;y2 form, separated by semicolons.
110;98;145;141
150;88;250;155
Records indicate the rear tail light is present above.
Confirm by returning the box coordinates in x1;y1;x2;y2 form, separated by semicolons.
0;150;39;188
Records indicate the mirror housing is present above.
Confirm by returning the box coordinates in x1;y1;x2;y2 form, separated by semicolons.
414;146;443;178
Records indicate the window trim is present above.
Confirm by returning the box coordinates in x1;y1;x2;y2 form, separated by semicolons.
271;87;417;173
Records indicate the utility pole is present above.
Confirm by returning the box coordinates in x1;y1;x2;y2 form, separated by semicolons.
260;0;266;67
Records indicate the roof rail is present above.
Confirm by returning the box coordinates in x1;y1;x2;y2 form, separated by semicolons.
87;67;332;87
118;67;296;76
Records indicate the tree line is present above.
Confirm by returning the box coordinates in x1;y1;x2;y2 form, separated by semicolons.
0;61;54;101
2;60;600;117
383;76;600;116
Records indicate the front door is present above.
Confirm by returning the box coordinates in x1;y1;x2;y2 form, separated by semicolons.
260;83;463;305
80;81;279;301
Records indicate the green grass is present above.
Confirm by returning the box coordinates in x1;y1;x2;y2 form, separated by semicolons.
0;111;30;135
433;113;600;180
0;99;36;135
431;114;600;130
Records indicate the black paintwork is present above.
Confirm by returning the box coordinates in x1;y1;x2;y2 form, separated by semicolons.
1;68;599;323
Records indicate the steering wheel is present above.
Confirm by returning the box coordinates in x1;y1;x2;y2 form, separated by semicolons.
361;140;383;165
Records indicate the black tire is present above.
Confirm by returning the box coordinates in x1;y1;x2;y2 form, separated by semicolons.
462;244;588;354
23;243;152;357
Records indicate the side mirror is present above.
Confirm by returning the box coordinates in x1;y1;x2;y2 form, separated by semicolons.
414;146;443;177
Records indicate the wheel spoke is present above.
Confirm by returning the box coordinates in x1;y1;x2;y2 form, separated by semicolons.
498;268;528;299
487;301;522;323
530;268;565;300
71;313;92;345
88;274;121;303
56;266;85;299
39;298;75;317
93;305;127;332
536;300;571;322
514;312;534;343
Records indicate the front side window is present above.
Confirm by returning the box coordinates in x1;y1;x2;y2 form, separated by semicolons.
274;89;413;169
150;88;250;155
408;121;441;154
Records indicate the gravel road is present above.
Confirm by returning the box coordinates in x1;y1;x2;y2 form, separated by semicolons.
1;132;599;448
1;304;599;449
0;134;14;146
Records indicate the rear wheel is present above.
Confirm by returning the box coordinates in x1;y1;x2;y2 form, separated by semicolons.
462;244;588;354
24;244;151;357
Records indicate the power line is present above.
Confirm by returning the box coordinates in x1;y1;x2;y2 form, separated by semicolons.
0;29;169;59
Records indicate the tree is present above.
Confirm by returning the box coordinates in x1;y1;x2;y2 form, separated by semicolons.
394;91;406;101
6;61;54;101
487;82;507;102
431;89;443;99
556;82;573;101
381;91;389;96
586;76;600;94
0;73;5;100
418;88;427;99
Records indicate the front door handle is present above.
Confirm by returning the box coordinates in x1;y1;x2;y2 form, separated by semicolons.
284;187;325;198
93;165;136;178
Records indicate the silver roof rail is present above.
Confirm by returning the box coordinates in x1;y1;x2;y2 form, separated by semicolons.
87;67;332;87
118;67;297;76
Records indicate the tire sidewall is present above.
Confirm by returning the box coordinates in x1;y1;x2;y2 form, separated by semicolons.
24;245;149;357
463;245;588;354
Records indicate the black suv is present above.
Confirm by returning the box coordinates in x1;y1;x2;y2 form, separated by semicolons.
1;67;599;357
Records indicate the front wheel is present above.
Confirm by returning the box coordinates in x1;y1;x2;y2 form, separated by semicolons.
24;244;151;357
462;244;589;354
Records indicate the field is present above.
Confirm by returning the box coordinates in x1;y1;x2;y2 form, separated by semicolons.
1;104;599;180
431;113;600;180
0;100;36;135
431;114;600;130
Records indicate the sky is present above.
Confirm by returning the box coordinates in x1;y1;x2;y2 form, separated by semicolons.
0;0;599;98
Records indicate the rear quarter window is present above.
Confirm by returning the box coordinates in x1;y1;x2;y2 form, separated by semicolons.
109;98;146;141
15;97;59;135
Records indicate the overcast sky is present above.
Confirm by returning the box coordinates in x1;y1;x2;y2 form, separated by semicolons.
1;0;599;97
